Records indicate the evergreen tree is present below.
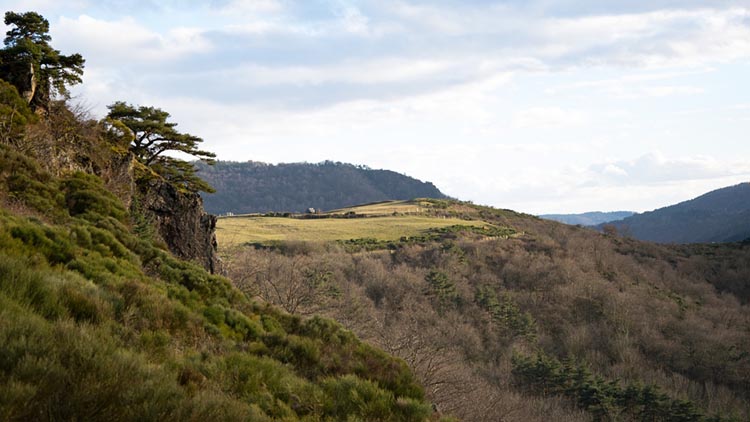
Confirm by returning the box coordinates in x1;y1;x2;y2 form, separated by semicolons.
0;11;84;111
106;101;216;193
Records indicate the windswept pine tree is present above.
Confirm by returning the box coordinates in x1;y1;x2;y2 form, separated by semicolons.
106;101;217;193
0;11;84;112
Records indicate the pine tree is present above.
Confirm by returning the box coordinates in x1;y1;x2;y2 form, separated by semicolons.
106;101;216;193
0;11;84;111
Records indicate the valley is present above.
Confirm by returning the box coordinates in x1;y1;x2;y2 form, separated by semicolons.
1;5;749;422
218;199;750;421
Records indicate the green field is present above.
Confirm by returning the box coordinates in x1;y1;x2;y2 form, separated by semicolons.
216;215;487;249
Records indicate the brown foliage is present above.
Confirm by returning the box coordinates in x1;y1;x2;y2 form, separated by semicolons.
225;216;750;420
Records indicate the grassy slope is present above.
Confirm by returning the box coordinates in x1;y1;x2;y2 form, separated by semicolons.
0;143;437;421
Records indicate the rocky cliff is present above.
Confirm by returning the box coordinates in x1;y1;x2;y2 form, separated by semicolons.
28;114;220;274
137;176;219;273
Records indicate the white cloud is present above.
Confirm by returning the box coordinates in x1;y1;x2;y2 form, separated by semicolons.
586;153;750;185
513;107;589;128
54;15;213;65
603;164;628;177
49;4;750;112
1;0;88;12
461;154;750;214
594;84;705;100
225;58;455;86
374;5;750;68
32;2;750;215
334;2;371;35
216;0;283;15
513;175;750;214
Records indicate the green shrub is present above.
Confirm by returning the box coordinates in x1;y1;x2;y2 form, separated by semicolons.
425;270;459;311
219;353;325;418
59;282;109;324
0;80;36;145
0;146;64;218
9;224;74;265
0;254;66;320
61;172;127;222
320;374;430;421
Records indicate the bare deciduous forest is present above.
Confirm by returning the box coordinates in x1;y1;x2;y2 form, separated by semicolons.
225;206;750;421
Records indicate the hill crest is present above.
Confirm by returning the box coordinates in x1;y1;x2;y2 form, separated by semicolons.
196;160;449;215
602;182;750;243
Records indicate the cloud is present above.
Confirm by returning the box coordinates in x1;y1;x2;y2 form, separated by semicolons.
226;58;454;86
30;2;750;216
510;175;750;214
215;0;283;15
513;107;589;128
450;152;750;214
585;152;750;186
603;164;628;177
54;15;213;65
535;8;750;67
51;3;750;112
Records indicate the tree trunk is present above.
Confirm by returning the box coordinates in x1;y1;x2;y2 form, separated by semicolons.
21;61;36;104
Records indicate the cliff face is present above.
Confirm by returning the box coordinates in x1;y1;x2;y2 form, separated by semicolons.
34;129;220;274
137;177;219;273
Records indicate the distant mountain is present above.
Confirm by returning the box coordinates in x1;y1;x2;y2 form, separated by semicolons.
601;183;750;243
196;160;449;214
540;211;635;226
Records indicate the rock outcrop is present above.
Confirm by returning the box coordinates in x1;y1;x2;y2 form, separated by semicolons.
137;177;220;273
22;104;220;274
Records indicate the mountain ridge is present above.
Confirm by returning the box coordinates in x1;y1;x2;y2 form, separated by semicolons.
600;182;750;243
196;160;449;215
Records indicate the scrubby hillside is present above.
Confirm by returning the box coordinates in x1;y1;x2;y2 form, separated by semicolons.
196;160;448;214
221;201;750;421
601;183;750;243
0;124;438;421
0;11;438;419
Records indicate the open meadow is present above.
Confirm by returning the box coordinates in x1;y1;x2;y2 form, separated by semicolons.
216;214;488;248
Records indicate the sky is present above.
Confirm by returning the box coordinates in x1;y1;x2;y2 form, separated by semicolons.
4;0;750;214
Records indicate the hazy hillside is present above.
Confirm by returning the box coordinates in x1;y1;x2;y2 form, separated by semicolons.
220;200;750;421
196;160;448;214
540;211;635;226
602;183;750;243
